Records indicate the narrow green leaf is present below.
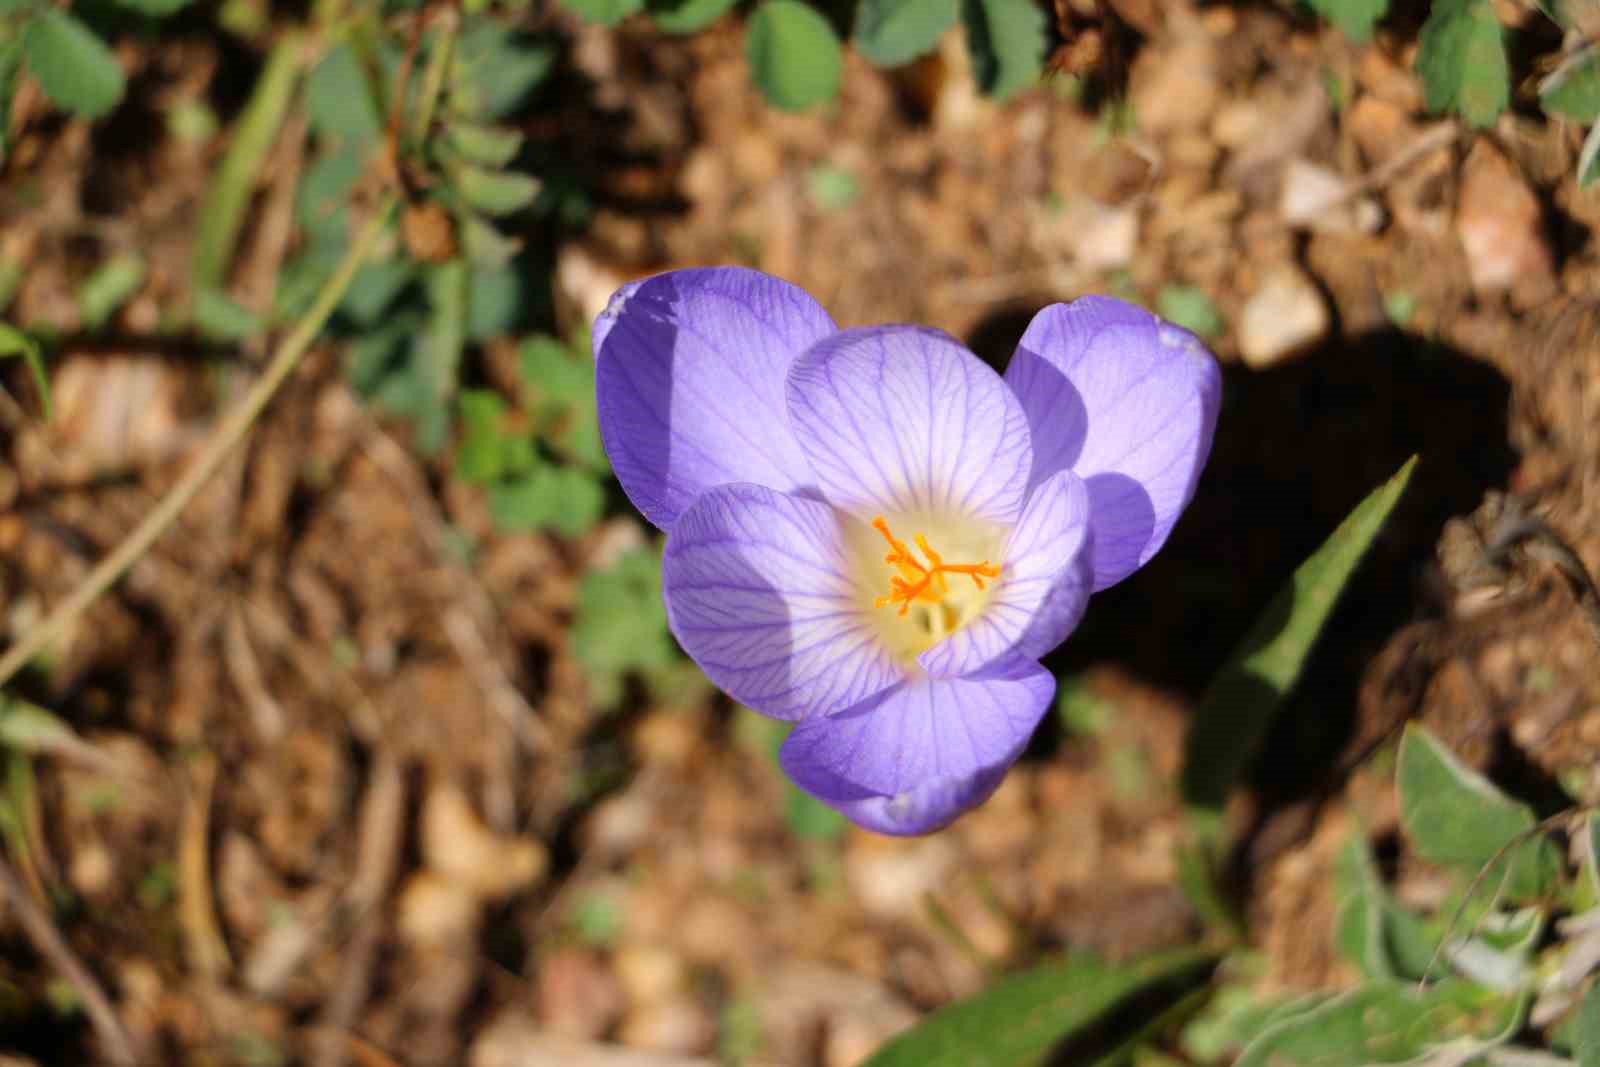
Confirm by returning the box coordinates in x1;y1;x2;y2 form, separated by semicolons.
194;37;303;295
1305;0;1387;40
1396;724;1559;899
747;0;843;112
860;948;1217;1067
76;253;145;330
1416;0;1509;127
1541;46;1600;122
0;322;49;418
22;10;125;119
961;0;1046;101
1577;982;1600;1067
1580;121;1600;188
1182;457;1416;813
854;0;959;66
648;0;740;33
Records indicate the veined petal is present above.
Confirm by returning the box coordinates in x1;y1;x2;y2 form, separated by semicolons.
1004;297;1220;590
595;267;836;530
917;470;1092;677
662;483;903;721
786;326;1033;527
778;659;1055;835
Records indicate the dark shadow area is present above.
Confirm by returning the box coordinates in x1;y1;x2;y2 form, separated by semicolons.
969;311;1517;817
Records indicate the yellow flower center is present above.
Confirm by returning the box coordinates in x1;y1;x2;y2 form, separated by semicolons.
870;516;1001;616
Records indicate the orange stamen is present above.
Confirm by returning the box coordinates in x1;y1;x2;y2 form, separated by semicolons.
869;516;1000;616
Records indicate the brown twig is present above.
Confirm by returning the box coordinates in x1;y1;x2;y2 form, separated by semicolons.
0;853;138;1065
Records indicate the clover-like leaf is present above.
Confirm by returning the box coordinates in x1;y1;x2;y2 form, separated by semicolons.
22;10;125;119
961;0;1046;101
746;0;843;111
1305;0;1387;41
1416;0;1509;127
648;0;740;34
854;0;959;66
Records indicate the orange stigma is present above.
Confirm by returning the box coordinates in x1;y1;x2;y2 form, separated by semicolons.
870;517;1000;616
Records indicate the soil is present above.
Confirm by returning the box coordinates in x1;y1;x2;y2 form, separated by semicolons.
1;3;1599;1065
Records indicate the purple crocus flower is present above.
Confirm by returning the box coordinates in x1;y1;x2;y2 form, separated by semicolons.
594;267;1220;835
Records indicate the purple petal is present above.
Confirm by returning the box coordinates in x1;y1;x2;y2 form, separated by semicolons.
917;470;1093;677
594;267;836;530
778;659;1055;835
1004;297;1221;590
786;326;1033;526
662;483;903;721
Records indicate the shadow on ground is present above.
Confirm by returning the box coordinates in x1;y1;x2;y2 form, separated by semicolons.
970;311;1516;810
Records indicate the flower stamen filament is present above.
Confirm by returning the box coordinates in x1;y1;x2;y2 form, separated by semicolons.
870;516;1000;616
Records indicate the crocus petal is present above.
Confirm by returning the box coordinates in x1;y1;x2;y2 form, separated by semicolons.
662;483;903;721
1004;297;1221;590
917;470;1092;677
595;267;836;530
778;658;1055;835
786;325;1033;526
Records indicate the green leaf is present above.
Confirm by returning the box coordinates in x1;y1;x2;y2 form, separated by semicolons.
456;388;512;485
1182;457;1416;814
453;164;540;216
76;253;145;330
960;0;1046;101
466;262;523;341
854;0;959;66
1415;0;1509;128
306;42;383;144
193;287;264;341
450;22;554;121
1234;981;1526;1066
0;321;50;418
0;42;24;161
648;0;740;33
340;261;416;327
860;948;1217;1067
786;784;847;840
556;0;644;24
1577;982;1600;1067
22;10;125;120
746;0;843;112
519;335;605;470
490;463;604;536
1157;285;1223;340
807;164;860;211
1304;0;1387;40
1397;724;1559;900
113;0;193;15
1580;121;1600;188
573;548;679;708
1543;46;1600;123
442;121;524;167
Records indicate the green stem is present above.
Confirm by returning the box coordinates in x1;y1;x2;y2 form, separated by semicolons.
0;196;399;689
